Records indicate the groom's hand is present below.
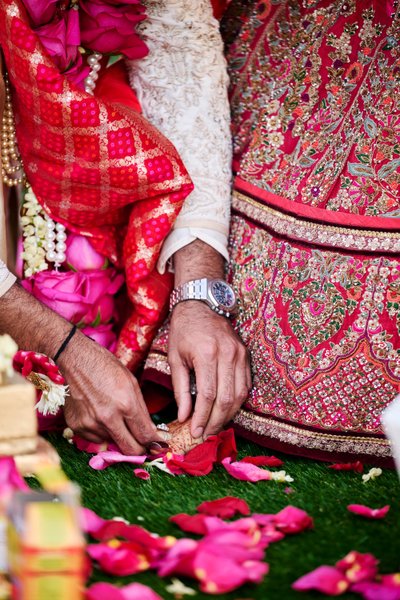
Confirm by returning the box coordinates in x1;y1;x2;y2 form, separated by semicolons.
59;332;162;455
169;301;251;438
169;240;251;438
0;283;163;455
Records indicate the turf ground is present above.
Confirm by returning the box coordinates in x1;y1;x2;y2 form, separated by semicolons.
44;434;400;600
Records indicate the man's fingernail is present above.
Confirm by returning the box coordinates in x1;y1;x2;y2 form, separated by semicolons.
158;430;172;441
146;441;170;456
192;427;203;439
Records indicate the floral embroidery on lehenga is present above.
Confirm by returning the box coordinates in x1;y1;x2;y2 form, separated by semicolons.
223;0;400;461
144;0;400;461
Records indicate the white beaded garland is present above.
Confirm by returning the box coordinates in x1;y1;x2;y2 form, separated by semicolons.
44;217;66;268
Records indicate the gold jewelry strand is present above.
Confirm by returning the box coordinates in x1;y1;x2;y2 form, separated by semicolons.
1;74;25;187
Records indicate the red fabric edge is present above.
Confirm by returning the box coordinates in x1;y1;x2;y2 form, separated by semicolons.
235;177;400;232
232;423;394;468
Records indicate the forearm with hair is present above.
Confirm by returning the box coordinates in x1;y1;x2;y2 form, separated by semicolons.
173;240;225;287
0;283;72;356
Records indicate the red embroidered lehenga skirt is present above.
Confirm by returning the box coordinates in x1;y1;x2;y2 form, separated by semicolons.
146;0;400;464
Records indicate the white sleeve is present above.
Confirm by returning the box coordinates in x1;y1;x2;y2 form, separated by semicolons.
127;0;232;274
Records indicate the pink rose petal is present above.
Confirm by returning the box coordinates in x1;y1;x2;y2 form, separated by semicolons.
240;455;283;467
89;451;146;470
194;547;268;594
87;541;151;576
197;496;250;518
347;504;390;520
157;538;198;578
134;468;151;480
382;574;400;588
221;457;272;482
336;551;378;584
292;565;349;595
273;506;314;534
351;581;400;600
86;582;162;600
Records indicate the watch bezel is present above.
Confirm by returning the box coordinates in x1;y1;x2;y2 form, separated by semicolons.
208;279;236;312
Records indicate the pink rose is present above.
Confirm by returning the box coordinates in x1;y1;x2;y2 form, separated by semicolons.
79;0;148;59
82;324;117;352
22;0;58;27
66;234;108;272
22;269;123;326
36;9;89;85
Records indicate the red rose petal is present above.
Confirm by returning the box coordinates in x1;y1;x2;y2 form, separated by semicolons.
292;565;349;595
134;468;150;480
347;504;390;520
196;496;250;518
164;429;237;476
329;462;364;473
221;458;272;482
169;513;208;535
240;455;283;467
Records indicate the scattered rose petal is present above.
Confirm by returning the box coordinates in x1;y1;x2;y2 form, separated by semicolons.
382;574;400;588
347;504;390;520
197;496;250;518
329;461;364;473
292;565;349;595
165;578;197;597
284;486;294;494
273;506;314;534
0;457;29;497
169;514;208;536
165;429;237;477
240;455;283;467
336;551;379;584
351;581;400;600
157;538;199;579
194;547;268;594
87;540;151;576
362;468;382;483
221;458;273;482
86;582;162;600
73;435;109;454
134;468;151;481
89;451;146;470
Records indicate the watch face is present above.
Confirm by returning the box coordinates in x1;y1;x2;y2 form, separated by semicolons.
210;280;236;310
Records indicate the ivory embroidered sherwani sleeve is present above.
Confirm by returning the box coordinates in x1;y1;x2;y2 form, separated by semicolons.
127;0;232;273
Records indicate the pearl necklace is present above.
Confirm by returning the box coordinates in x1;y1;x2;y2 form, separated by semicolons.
1;75;25;187
84;52;102;94
4;54;102;273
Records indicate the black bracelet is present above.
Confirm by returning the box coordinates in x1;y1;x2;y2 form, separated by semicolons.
53;325;77;362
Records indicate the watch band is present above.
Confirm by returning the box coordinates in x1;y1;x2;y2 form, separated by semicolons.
169;278;208;312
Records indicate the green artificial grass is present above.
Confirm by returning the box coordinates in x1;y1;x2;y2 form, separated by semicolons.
45;434;400;600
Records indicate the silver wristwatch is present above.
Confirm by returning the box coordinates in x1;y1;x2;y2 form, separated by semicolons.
170;278;237;318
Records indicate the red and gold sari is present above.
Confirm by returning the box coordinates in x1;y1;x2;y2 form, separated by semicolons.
0;0;192;372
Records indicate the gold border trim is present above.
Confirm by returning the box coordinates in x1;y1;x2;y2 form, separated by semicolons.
232;191;400;254
234;409;391;458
